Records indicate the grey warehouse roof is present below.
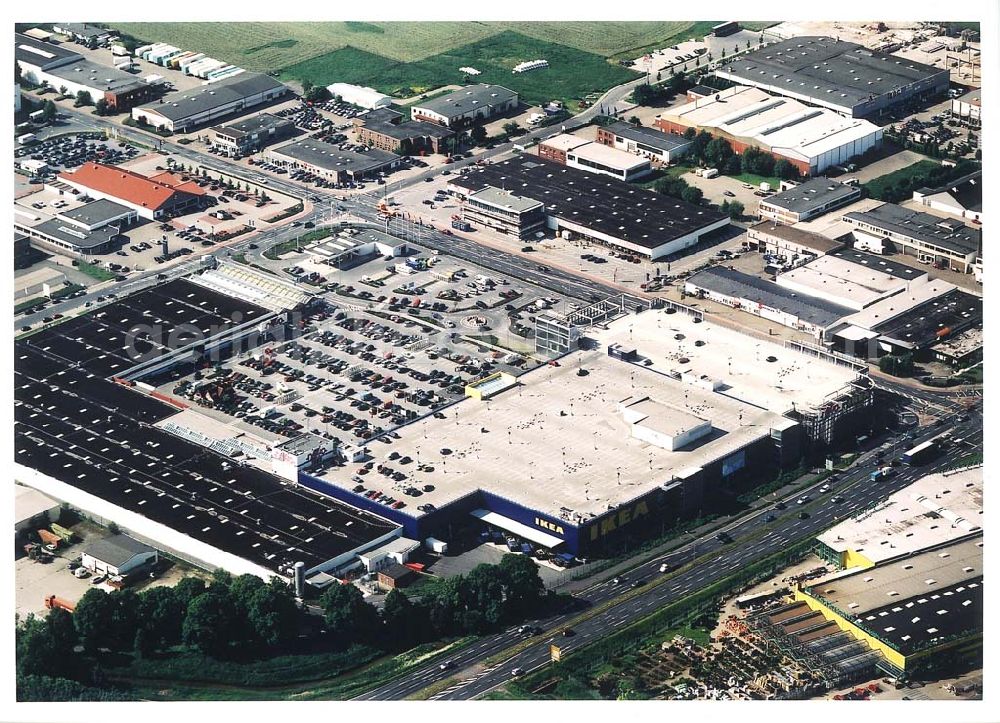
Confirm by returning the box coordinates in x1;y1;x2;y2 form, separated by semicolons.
84;534;155;567
213;113;293;138
827;247;928;281
845;203;981;256
450;156;726;250
604;121;692;151
688;265;852;327
142;72;288;122
58;198;133;225
47;58;148;93
271;138;398;173
360;108;453;140
14;32;81;70
416;84;518;117
763;177;861;214
468;186;543;213
30;218;120;250
718;36;946;109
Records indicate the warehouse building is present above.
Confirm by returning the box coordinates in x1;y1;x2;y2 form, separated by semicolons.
596;121;693;164
326;82;392;109
758;177;863;224
815;466;982;570
302;309;872;555
14;484;62;534
267;138;400;182
714;36;950;118
930;326;983;368
131;72;289;132
461;186;547;239
52;23;115;45
58;162;207;220
565;141;652;181
794;537;983;674
14;217;122;256
56;198;138;232
410;84;518;128
82;534;158;576
210;113;295;157
685;265;853;337
354;107;454;155
15;32;84;82
449;156;729;260
775;250;930;310
950;89;980;128
842;203;981;273
912;170;982;224
655;85;883;176
746;221;845;259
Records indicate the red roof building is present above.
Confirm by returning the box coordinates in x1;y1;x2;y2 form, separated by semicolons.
58;162;206;220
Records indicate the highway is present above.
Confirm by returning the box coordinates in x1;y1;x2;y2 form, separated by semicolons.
354;410;981;700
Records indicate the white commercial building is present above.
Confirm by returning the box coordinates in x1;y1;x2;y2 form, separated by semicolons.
565;141;652;181
326;83;393;109
81;534;159;576
951;89;981;127
776;253;929;311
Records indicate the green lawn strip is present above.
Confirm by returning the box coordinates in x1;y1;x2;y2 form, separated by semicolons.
863;160;940;198
731;172;781;189
75;260;116;281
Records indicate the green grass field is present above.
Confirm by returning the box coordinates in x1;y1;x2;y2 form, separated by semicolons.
281;31;639;106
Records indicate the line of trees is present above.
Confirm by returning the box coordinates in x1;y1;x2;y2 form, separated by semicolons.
319;554;550;649
631;70;693;107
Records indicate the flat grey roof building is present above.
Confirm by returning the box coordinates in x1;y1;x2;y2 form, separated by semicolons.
270;138;398;175
141;73;288;123
46;58;148;94
760;178;862;216
827;246;930;281
468;186;544;213
412;84;518;124
212;112;293;138
845;203;981;256
602;121;692;151
24;218;120;251
687;265;853;328
14;32;81;71
715;36;949;117
57;198;134;227
84;534;156;568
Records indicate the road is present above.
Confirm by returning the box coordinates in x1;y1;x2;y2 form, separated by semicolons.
352;409;981;700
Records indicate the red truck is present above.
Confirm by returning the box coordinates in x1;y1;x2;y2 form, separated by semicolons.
44;595;75;613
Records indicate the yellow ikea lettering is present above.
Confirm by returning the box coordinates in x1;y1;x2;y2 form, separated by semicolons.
534;517;564;535
588;500;651;541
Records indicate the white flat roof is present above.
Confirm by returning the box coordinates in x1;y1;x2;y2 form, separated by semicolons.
569;141;650;171
540;133;591;152
817;466;982;565
15;484;60;524
472;509;565;548
837;279;956;333
777;255;912;308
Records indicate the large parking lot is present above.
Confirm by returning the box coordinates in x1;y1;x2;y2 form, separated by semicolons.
15;132;140;173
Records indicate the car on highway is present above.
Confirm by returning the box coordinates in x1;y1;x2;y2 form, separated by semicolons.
561;628;575;637
775;501;786;510
831;495;845;503
439;660;455;671
796;496;809;505
20;326;30;332
511;668;525;677
631;579;647;588
798;511;810;519
818;484;830;494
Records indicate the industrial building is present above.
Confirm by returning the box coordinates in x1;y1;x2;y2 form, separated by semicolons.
302;308;874;555
713;36;950;118
58;162;207;220
52;23;115;45
596;121;693;164
410;84;518;128
449;156;729;260
56;198;138;232
565;141;652;181
842;203;981;273
815;466;982;570
536;133;590;164
82;535;158;576
684;265;853;338
131;72;289;132
326;82;393;109
353;107;454;155
655;85;884;176
210;113;295;157
950;89;980;127
912;170;982;224
794;537;983;674
757;177;863;224
829;280;982;359
461;186;547;239
14;33;154;111
775;249;930;311
14;484;62;534
14;217;122;256
746;221;845;259
266;138;400;182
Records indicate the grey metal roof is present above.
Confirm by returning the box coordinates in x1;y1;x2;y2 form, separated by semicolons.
212;112;293;139
271;138;398;174
845;203;981;256
687;265;852;327
84;534;155;567
53;23;110;39
749;220;844;253
415;84;518;118
47;58;148;94
450;156;727;250
360;108;453;140
871;288;983;348
58;198;133;226
14;32;81;70
468;186;543;213
717;36;947;110
827;247;929;281
604;121;692;152
762;177;861;215
915;170;982;214
141;72;288;122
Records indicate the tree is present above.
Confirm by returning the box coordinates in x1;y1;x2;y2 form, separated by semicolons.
878;353;914;377
681;186;704;205
138;586;184;650
74;589;115;652
721;199;745;219
470;125;487;144
497;554;544;619
301;79;314;97
319;583;380;644
773;158;800;181
723;154;743;175
460;564;505;629
247;580;300;647
173;576;207;610
689;130;713;162
683;127;697;140
628;115;641;126
502;121;523;138
704;137;734;168
94;98;109;116
182;590;237;656
16;610;76;678
58;85;68;97
106;590;140;650
15;60;22;84
42;99;57;122
654;176;689;199
382;589;417;647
